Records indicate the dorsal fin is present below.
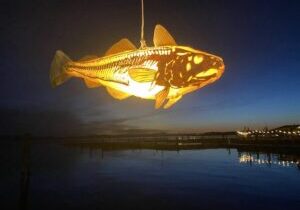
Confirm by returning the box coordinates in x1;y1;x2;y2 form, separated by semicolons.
78;55;98;62
105;38;137;56
153;24;177;47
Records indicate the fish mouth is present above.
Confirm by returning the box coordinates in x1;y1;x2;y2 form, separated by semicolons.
195;68;219;79
219;63;225;72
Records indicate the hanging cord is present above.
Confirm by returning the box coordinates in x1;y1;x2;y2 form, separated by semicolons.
140;0;147;48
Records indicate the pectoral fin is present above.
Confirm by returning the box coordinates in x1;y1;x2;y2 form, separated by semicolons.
164;95;182;109
153;24;177;47
128;68;156;83
105;38;137;56
155;88;169;109
84;78;101;88
106;87;131;100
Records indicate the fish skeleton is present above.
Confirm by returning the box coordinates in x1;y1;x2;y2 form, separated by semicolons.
50;24;225;109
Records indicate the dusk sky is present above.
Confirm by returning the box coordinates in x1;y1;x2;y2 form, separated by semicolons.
1;0;299;136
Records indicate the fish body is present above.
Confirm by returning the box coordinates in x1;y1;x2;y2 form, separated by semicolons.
50;25;225;109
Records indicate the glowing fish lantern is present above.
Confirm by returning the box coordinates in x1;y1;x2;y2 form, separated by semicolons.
50;24;225;109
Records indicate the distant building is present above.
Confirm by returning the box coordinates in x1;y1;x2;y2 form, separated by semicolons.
272;125;300;132
237;124;300;138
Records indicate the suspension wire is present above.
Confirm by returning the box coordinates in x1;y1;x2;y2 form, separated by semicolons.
140;0;147;48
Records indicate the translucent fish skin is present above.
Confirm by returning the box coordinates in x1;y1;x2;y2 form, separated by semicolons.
66;45;224;95
50;24;225;109
66;46;170;86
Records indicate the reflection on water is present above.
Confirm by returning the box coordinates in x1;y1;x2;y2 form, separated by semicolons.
65;142;300;170
1;140;300;210
239;153;300;168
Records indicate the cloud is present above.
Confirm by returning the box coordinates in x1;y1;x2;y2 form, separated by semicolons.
0;107;165;137
0;93;265;137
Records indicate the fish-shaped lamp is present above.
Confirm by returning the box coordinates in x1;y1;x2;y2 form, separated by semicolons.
50;24;225;109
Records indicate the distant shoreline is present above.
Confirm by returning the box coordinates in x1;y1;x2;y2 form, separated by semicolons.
4;134;300;151
63;137;300;150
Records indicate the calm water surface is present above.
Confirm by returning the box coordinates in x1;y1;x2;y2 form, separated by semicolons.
1;141;300;210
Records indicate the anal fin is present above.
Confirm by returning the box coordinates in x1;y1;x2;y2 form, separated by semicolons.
106;87;131;100
84;78;101;88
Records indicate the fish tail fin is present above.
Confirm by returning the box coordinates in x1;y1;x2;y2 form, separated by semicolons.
50;50;72;87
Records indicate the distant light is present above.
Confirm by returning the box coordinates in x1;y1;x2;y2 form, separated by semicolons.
237;131;249;137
